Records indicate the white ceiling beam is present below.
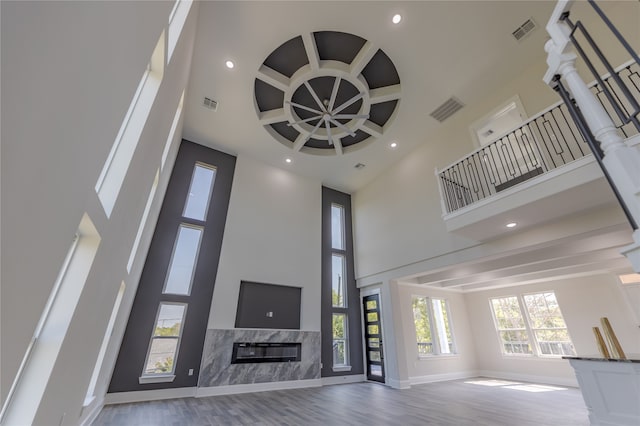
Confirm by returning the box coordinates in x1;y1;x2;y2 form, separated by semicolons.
333;137;344;155
349;41;377;76
301;32;320;71
292;134;307;152
256;65;290;92
369;84;402;104
258;108;286;125
361;120;383;138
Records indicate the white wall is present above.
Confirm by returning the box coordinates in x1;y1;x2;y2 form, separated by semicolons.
464;273;640;386
208;154;322;331
1;1;198;424
352;0;640;281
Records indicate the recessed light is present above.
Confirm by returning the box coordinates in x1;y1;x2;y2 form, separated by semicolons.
285;158;292;164
392;14;402;24
506;222;517;228
390;142;398;148
225;60;235;69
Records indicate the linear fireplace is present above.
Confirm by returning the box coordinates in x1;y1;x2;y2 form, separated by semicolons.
231;342;301;364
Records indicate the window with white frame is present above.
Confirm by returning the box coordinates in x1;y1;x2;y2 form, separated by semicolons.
332;313;348;366
490;291;575;357
142;303;187;376
330;203;349;366
412;296;456;356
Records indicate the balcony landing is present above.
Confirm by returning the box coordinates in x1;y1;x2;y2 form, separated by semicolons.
443;156;617;241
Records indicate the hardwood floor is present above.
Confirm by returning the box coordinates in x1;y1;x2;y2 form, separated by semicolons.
93;378;589;425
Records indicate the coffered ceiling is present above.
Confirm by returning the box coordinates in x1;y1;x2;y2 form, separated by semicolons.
182;1;563;193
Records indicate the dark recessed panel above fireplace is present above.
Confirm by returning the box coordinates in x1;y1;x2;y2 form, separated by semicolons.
231;342;302;364
235;281;302;329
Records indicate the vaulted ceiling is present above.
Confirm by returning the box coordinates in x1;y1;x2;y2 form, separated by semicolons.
182;1;561;193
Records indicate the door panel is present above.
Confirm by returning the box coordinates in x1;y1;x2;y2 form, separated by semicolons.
363;294;384;383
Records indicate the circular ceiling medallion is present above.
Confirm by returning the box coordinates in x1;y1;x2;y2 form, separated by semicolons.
254;31;401;156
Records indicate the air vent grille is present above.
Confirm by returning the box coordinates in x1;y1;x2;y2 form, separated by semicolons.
512;18;536;41
430;97;464;123
203;97;218;111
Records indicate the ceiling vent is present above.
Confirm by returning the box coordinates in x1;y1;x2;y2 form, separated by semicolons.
203;97;218;111
430;97;464;123
512;18;536;41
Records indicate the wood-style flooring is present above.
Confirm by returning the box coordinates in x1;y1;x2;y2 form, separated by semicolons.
93;378;589;426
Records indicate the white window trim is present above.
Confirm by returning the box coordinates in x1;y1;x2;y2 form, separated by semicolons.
412;296;457;358
140;302;188;380
490;292;575;359
332;313;350;368
181;162;217;222
161;224;204;296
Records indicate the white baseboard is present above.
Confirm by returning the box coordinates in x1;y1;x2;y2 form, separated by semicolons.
321;374;365;386
79;396;104;426
104;387;196;405
477;370;579;388
409;370;477;386
196;379;322;398
387;378;411;389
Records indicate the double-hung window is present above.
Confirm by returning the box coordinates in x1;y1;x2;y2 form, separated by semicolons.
412;296;456;356
490;291;576;357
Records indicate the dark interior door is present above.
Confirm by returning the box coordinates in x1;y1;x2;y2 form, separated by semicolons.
363;294;385;383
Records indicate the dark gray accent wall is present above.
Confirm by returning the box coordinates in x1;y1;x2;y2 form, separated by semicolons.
321;187;363;377
108;140;236;392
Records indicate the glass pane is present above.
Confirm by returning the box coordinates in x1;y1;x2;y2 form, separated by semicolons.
412;297;432;345
163;225;203;295
332;314;346;339
369;351;381;362
523;291;575;356
370;365;382;376
491;297;526;329
183;164;216;221
432;298;453;354
331;204;345;250
332;254;346;307
367;312;378;322
154;303;186;336
366;300;377;310
368;338;380;348
333;340;346;365
367;324;379;335
144;338;178;374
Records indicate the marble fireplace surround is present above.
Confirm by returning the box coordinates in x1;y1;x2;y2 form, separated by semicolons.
198;329;321;389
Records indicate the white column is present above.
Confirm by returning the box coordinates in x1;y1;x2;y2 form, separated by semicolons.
544;4;640;272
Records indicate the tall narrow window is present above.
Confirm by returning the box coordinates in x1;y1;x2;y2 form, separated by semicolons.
321;187;362;377
1;215;100;425
95;31;165;217
332;254;346;307
84;282;126;405
331;204;345;250
332;313;348;366
523;292;576;356
142;303;187;377
330;202;348;367
412;296;456;357
490;296;532;355
110;143;236;393
183;164;216;221
167;0;194;63
163;225;203;295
